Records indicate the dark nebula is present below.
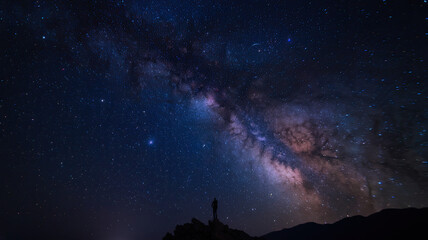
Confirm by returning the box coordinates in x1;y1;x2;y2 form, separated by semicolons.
1;1;427;240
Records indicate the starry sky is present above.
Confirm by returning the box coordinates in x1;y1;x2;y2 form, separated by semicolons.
1;0;427;239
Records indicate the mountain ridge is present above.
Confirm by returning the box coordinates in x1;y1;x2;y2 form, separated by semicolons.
263;207;428;240
164;207;428;240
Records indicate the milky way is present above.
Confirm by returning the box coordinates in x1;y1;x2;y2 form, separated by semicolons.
1;1;427;239
96;2;428;223
50;0;428;228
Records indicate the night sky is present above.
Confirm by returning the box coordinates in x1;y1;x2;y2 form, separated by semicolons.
1;0;427;239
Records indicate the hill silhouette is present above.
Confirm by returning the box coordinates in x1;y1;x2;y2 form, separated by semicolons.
163;218;263;240
164;208;428;240
263;207;428;240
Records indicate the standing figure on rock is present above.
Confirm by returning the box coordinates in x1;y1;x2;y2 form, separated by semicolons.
211;197;218;221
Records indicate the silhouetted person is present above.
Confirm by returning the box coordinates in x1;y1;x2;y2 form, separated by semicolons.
211;198;218;220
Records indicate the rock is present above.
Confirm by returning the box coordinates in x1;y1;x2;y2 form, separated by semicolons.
163;218;263;240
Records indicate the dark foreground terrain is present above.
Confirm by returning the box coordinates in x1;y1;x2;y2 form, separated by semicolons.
264;207;428;240
164;218;263;240
165;208;428;240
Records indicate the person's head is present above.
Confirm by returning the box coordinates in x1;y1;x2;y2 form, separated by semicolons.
214;197;216;200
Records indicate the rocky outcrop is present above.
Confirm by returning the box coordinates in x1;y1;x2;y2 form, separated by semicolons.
163;218;263;240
